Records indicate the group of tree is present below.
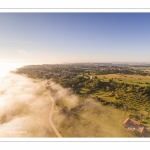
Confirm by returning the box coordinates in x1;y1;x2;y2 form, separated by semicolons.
15;64;150;124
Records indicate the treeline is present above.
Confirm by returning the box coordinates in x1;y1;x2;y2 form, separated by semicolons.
15;64;149;77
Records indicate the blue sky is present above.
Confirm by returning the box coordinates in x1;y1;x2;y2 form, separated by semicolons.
0;13;150;64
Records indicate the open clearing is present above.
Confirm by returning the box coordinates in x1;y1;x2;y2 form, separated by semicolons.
97;74;150;86
52;99;136;137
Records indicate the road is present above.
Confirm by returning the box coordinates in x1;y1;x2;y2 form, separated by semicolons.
5;96;62;138
49;97;62;138
42;81;62;137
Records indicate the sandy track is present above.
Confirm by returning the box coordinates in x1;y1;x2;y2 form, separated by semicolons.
49;97;62;138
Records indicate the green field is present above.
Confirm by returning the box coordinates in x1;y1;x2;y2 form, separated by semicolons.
97;74;150;86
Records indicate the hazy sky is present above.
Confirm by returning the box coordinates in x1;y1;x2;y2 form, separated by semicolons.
0;13;150;63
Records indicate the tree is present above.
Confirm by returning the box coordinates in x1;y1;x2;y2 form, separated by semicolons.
145;85;150;96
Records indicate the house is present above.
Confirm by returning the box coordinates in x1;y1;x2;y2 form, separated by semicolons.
123;118;145;134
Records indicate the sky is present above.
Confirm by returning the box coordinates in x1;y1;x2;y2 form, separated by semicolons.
0;13;150;64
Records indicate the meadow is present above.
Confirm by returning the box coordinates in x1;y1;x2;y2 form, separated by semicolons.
53;98;135;137
97;74;150;87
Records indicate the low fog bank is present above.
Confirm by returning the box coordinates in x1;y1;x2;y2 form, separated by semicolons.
0;72;133;137
0;73;78;137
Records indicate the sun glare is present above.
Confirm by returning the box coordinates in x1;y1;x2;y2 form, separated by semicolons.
0;62;24;77
0;61;47;77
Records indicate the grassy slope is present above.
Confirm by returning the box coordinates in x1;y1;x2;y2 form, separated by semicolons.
52;98;137;137
97;74;150;86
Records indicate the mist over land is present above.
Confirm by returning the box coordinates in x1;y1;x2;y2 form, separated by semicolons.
0;73;79;137
0;62;150;137
0;73;51;137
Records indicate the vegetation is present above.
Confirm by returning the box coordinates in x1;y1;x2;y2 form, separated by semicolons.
53;99;132;137
14;63;150;137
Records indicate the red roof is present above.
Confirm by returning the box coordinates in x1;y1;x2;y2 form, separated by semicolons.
130;119;140;126
123;118;140;126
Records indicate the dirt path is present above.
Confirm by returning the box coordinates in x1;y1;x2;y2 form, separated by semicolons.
42;81;62;137
49;97;62;138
